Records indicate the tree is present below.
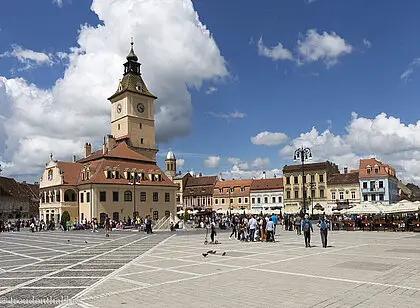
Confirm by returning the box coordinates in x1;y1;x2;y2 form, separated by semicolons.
61;211;70;226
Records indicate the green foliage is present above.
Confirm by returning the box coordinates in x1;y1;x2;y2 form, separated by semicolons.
61;211;70;226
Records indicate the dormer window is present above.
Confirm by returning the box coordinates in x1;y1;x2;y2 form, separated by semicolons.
106;170;112;179
115;170;120;179
240;187;245;192
157;174;162;181
230;188;234;192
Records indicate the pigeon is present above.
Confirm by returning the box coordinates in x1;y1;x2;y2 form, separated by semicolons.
209;250;216;254
67;240;70;243
202;253;208;258
207;250;214;254
222;252;226;256
84;241;88;244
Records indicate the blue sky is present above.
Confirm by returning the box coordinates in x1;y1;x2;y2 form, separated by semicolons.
1;0;420;183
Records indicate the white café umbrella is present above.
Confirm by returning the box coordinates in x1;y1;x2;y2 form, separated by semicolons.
382;200;419;214
344;202;383;215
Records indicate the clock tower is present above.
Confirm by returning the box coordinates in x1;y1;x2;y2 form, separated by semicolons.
108;41;158;161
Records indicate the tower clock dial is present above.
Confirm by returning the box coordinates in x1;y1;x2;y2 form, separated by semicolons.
137;103;145;113
117;103;122;114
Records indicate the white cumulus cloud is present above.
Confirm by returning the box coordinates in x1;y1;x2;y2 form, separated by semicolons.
176;158;185;168
278;112;420;184
0;0;228;180
204;156;220;169
252;157;270;168
257;37;293;61
297;29;353;66
251;131;288;146
208;111;245;119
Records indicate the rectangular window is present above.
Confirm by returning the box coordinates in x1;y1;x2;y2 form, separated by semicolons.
240;187;244;192
294;176;298;184
286;176;290;185
278;196;282;203
219;189;222;193
80;193;84;203
81;213;84;221
215;199;218;205
367;169;371;174
339;191;344;200
379;181;383;188
311;190;315;198
238;198;242;204
320;189;324;198
351;191;356;199
264;197;268;203
286;191;291;199
230;188;234;192
379;194;384;201
363;182;368;189
113;191;119;202
86;192;90;203
230;198;233;204
153;210;158;220
140;138;144;144
363;195;368;201
139;123;142;129
257;197;261;203
165;192;170;202
272;197;276;203
331;192;336;200
371;194;376;201
222;198;225;204
252;197;255;204
99;191;106;202
140;192;146;202
311;175;315;183
375;168;379;174
153;192;158;202
294;191;299;199
319;175;324;182
244;198;248;203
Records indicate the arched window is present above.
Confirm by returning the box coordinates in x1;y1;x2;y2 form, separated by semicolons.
124;190;132;202
47;169;53;181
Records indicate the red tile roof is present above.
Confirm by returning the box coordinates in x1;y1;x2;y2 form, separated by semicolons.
57;162;83;186
185;175;217;188
328;172;359;185
250;178;284;191
359;158;396;179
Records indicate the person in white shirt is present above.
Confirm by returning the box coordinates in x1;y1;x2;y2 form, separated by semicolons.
266;217;275;242
248;216;257;242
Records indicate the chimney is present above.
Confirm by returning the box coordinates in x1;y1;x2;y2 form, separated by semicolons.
219;173;223;181
84;143;92;158
72;155;76;163
199;172;202;177
22;181;26;184
107;134;116;152
102;138;107;155
262;171;266;179
344;167;348;174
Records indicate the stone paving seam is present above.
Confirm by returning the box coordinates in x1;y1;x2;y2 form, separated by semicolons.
0;240;68;253
61;234;174;307
4;233;136;273
0;233;140;296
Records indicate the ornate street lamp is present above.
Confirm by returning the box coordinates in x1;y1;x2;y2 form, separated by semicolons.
293;147;312;215
129;173;140;219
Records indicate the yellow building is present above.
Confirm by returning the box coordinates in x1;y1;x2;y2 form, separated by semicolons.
213;179;253;210
327;170;361;210
283;161;339;214
39;42;177;224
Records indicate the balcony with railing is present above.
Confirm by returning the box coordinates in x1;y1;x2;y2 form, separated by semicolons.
362;187;385;193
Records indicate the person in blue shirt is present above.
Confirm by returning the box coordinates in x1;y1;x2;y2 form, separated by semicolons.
318;216;329;248
301;214;313;248
271;214;277;235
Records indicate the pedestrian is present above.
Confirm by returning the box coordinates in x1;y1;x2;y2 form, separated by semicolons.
295;215;302;235
260;216;267;242
266;217;275;242
301;214;313;248
319;216;329;248
248;215;257;242
210;220;217;243
271;214;277;235
229;216;237;239
105;217;111;237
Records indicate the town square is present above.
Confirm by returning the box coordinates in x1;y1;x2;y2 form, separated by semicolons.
1;0;420;307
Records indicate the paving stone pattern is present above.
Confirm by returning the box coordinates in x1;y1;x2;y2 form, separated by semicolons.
0;230;169;307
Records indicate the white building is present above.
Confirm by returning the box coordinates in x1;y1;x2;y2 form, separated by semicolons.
250;177;284;210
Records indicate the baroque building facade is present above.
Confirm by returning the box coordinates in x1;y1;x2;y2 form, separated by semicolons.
250;177;284;211
213;179;252;210
39;42;177;224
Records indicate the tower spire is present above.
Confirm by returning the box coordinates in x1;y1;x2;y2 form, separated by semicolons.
126;38;138;62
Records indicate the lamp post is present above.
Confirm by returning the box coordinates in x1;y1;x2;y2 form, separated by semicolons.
129;173;140;219
309;181;316;215
293;146;312;215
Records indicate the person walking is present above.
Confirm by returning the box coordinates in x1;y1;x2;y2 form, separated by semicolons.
105;217;111;237
271;214;277;235
260;216;267;242
248;215;257;242
229;216;237;239
295;215;302;235
319;216;329;248
301;214;313;248
210;220;217;243
266;217;275;242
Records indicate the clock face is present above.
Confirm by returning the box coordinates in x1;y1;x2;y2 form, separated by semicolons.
137;103;145;113
116;103;122;114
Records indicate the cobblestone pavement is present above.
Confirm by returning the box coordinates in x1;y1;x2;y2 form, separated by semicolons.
1;230;420;307
0;230;170;307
